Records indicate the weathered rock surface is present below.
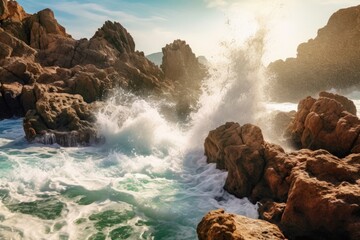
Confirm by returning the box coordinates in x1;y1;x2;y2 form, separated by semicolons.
23;91;101;146
161;39;207;119
197;209;286;240
0;1;207;146
287;91;360;157
203;120;360;239
268;5;360;102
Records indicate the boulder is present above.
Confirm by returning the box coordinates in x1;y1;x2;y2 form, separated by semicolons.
203;121;360;239
281;153;360;239
287;92;360;157
197;209;286;240
268;5;360;102
23;92;101;147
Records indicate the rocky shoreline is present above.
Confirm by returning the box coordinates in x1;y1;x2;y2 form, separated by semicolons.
0;0;207;146
198;92;360;239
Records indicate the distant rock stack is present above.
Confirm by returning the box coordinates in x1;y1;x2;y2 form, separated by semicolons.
268;5;360;102
161;40;208;119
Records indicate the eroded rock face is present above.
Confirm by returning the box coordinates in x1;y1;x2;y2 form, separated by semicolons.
0;1;207;146
203;120;360;239
287;92;360;157
268;5;360;102
23;92;101;147
197;209;286;240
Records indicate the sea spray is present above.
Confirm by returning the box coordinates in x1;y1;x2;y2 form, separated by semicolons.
0;30;276;239
186;28;268;147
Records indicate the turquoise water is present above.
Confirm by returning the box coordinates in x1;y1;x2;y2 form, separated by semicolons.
0;112;257;239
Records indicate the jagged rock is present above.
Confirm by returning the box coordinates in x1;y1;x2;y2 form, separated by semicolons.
0;28;36;58
203;121;360;239
268;5;360;102
6;0;28;22
0;0;9;21
161;39;207;119
197;209;286;240
93;20;135;55
0;1;205;146
23;92;101;146
26;8;70;50
287;92;360;157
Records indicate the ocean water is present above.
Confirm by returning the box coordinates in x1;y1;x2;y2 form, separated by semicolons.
0;35;268;240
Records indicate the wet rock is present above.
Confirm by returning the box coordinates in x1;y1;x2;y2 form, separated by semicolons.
23;92;101;147
197;209;286;240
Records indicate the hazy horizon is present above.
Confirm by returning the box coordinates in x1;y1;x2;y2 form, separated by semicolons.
17;0;360;64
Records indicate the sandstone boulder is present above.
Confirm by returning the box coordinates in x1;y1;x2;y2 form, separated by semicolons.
197;209;286;240
203;121;360;239
23;92;101;146
288;92;360;157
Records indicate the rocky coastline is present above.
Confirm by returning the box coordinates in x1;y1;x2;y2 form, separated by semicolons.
1;1;360;239
198;92;360;240
0;0;207;146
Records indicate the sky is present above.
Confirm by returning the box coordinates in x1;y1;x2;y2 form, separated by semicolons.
17;0;360;64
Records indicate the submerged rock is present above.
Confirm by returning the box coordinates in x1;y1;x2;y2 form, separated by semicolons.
197;209;286;240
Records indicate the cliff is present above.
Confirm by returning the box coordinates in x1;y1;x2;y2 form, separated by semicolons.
268;5;360;102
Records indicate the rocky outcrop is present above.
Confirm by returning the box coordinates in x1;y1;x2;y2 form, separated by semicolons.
0;1;207;146
268;5;360;102
161;40;207;119
23;90;101;147
203;121;360;239
287;91;360;157
197;209;286;240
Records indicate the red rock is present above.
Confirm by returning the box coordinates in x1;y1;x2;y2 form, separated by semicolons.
203;121;360;239
288;92;360;157
197;209;286;240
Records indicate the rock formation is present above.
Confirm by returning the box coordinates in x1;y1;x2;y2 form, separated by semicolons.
197;209;286;240
202;119;360;239
287;91;360;157
0;1;207;146
268;5;360;102
161;40;208;119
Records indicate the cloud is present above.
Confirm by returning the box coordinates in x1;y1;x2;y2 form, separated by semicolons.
52;1;166;24
204;0;228;8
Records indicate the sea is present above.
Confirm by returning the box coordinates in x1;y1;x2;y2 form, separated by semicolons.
1;39;360;240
